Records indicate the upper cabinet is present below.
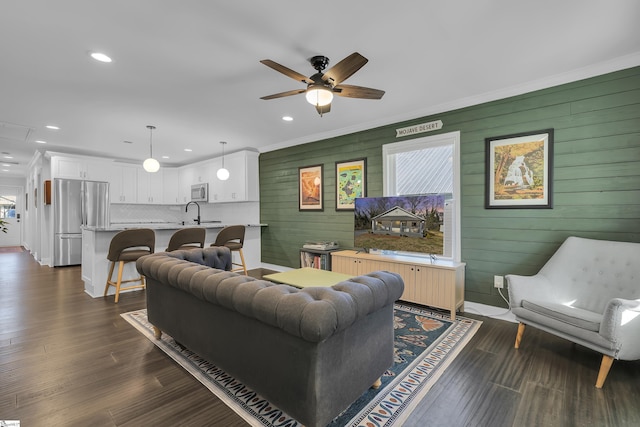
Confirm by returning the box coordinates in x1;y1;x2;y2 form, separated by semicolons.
137;168;164;204
51;155;111;181
163;168;181;204
210;151;259;203
177;167;195;204
47;150;259;205
110;164;138;203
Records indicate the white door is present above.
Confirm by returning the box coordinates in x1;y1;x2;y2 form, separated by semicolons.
0;186;22;246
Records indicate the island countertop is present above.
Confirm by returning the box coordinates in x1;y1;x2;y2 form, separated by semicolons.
83;223;267;231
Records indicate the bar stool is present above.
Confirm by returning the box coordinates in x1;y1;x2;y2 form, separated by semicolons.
211;225;247;275
165;227;206;251
104;228;155;303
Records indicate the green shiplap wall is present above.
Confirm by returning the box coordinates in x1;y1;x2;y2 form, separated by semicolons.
259;66;640;307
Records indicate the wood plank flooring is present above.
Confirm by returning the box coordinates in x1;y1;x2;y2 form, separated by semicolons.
1;250;638;426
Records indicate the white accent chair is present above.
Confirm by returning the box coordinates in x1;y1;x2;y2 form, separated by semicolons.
507;236;640;388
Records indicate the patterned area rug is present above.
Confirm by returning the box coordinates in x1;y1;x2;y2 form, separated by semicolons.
122;304;481;426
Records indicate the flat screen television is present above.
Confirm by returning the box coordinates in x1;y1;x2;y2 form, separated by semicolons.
354;194;447;256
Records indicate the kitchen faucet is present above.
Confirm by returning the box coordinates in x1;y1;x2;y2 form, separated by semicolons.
185;201;201;225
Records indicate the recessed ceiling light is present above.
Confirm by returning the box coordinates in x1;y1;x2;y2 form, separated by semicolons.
35;140;47;144
184;148;192;152
282;116;293;122
162;156;169;159
90;52;112;63
3;155;13;159
45;125;60;130
2;164;10;167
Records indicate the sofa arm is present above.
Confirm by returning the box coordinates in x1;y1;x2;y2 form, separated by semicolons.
600;298;640;360
506;274;553;309
249;271;404;342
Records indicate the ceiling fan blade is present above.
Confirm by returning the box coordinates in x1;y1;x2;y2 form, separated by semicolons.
315;103;331;115
260;59;313;84
260;88;306;100
322;52;368;86
333;84;385;99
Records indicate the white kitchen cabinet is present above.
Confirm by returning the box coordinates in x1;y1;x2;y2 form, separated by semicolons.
85;159;113;183
51;156;86;179
162;168;180;204
110;164;138;203
210;150;259;203
178;166;195;204
192;162;211;184
137;168;164;204
51;155;113;182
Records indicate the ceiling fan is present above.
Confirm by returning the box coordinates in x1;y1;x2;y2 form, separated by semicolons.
260;52;385;116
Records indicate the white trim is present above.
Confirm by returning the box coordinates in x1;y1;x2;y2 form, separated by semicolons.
382;131;461;262
260;52;640;154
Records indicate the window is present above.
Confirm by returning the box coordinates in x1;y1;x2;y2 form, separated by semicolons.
383;131;461;261
0;194;17;218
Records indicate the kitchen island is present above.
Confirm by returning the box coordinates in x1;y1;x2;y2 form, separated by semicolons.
81;223;267;298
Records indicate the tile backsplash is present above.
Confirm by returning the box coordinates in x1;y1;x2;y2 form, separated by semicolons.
110;201;260;225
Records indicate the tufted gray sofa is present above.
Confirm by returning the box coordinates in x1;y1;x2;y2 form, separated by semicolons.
136;247;404;427
507;236;640;388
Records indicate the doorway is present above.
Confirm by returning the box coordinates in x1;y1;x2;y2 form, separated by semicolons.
0;185;23;247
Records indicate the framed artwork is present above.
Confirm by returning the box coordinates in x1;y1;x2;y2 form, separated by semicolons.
485;128;553;209
335;158;366;211
299;164;323;211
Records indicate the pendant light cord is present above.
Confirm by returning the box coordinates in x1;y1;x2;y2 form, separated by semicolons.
147;125;156;158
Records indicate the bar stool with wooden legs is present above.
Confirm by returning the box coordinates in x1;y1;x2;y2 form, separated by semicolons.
211;225;247;275
165;227;206;251
104;228;155;303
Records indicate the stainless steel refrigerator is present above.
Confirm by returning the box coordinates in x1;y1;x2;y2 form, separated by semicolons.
53;178;110;266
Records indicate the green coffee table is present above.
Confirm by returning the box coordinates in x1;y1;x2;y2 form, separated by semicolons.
263;267;353;288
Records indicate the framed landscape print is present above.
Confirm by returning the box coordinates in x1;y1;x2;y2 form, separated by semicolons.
299;164;323;211
335;158;366;211
485;129;553;209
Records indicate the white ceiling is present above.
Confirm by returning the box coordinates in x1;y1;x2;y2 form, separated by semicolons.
1;0;639;178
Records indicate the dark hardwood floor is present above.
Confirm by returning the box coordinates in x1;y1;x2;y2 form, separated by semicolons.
1;250;638;426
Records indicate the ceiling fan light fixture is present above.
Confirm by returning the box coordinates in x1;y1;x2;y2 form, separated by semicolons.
143;125;160;173
305;85;333;106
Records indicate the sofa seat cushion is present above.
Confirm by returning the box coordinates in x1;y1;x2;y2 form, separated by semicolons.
522;299;602;332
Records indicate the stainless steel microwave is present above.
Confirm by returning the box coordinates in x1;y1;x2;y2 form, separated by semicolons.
191;183;208;202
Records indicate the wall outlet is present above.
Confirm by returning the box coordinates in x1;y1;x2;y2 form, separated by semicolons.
494;275;504;289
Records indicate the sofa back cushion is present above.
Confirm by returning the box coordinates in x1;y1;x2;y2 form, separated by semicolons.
539;237;640;313
137;250;404;342
165;246;232;270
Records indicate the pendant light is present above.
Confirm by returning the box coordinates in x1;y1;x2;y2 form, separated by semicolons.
216;141;230;181
143;125;160;173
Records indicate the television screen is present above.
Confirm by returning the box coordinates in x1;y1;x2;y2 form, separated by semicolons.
354;194;447;255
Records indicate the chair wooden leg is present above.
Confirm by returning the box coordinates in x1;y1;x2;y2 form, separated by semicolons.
238;248;247;275
515;322;525;349
114;261;125;303
596;355;614;388
104;261;116;297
